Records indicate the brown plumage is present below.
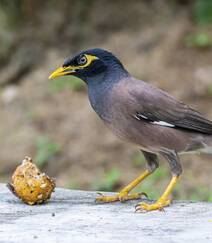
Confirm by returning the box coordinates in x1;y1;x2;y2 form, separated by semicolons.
49;48;212;211
105;77;212;154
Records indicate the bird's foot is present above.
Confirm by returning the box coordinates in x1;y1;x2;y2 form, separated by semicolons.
135;198;171;212
95;191;147;203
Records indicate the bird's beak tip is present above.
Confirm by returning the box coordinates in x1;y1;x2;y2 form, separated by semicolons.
48;72;58;79
48;74;54;79
48;67;64;80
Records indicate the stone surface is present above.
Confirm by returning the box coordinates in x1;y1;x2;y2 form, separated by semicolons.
0;183;212;243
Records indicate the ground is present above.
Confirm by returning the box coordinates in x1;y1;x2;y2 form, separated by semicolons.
1;184;212;243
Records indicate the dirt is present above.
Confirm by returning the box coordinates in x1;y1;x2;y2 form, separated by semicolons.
0;1;211;199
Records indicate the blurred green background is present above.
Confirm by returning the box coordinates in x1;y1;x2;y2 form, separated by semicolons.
0;0;212;201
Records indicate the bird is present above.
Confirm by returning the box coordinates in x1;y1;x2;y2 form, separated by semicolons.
49;48;212;212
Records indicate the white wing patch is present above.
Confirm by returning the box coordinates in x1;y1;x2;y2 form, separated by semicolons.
151;121;175;127
133;114;148;120
133;113;175;128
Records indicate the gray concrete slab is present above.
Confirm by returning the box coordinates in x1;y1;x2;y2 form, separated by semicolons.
0;183;212;243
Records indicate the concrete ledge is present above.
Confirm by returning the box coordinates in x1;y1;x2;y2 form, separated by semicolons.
0;183;212;243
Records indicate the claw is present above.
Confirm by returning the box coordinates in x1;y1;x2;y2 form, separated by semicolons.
135;203;144;212
135;206;142;213
134;204;147;213
140;192;148;199
159;207;165;212
135;199;171;212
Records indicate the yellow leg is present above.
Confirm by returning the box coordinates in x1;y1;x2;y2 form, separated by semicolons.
135;176;180;212
96;170;151;203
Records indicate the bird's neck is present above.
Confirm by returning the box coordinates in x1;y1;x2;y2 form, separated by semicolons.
87;69;129;122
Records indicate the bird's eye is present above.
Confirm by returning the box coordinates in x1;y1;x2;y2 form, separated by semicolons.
78;55;87;65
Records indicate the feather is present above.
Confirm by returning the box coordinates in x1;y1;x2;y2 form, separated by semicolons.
128;78;212;134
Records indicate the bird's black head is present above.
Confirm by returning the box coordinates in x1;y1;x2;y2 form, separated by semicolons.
49;48;128;83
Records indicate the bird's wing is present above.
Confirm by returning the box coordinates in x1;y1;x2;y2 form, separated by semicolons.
129;81;212;134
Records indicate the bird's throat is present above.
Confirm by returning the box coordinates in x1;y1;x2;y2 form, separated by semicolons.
88;81;112;123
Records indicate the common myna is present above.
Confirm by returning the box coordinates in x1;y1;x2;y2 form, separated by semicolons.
49;48;212;211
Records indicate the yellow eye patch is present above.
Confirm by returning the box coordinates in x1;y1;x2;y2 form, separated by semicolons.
78;54;99;68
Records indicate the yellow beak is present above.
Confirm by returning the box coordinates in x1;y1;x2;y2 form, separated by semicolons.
48;66;76;79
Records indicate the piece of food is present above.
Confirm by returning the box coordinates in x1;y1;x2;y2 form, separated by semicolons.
8;156;55;205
